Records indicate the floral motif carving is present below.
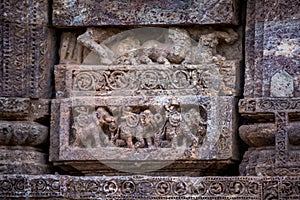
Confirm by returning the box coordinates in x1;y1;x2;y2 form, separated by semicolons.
72;68;209;94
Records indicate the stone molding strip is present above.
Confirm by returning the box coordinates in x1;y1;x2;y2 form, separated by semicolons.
2;174;297;199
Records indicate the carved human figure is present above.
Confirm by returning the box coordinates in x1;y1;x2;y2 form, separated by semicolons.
154;99;182;148
95;107;118;147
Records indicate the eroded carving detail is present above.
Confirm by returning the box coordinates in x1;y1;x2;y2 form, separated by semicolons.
53;26;240;174
0;175;268;199
239;98;300;113
75;27;238;65
72;69;209;93
0;121;48;147
71;101;207;149
0;98;50;121
0;22;55;98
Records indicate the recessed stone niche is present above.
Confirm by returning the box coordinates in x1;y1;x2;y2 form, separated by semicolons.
50;26;242;175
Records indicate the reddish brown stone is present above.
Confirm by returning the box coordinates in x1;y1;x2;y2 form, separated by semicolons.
0;22;56;98
0;147;52;175
0;121;48;147
50;95;239;175
52;0;239;27
1;174;300;199
239;0;300;177
0;0;49;25
244;0;300;98
0;98;50;121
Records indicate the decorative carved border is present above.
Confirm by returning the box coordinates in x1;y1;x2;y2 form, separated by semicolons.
0;175;263;199
239;98;300;114
0;98;50;121
2;175;300;199
54;62;240;98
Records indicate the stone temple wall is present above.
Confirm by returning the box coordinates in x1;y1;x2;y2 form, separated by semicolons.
0;0;299;199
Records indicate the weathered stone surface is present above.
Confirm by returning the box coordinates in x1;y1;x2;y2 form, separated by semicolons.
0;121;48;147
50;95;238;175
59;31;91;65
0;0;54;177
2;174;300;199
239;122;300;147
239;0;300;176
59;27;243;66
74;27;239;65
270;70;294;97
53;0;239;27
52;25;242;174
0;22;56;98
0;98;50;121
239;98;300;175
0;147;52;174
54;62;240;98
240;146;300;176
0;0;49;25
244;0;300;98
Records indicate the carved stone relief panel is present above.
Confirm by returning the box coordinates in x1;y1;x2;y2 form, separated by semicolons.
51;26;241;175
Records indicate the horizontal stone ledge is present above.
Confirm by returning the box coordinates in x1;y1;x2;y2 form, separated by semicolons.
0;174;299;199
0;147;52;175
239;98;300;114
0;98;50;121
53;0;239;27
55;61;241;98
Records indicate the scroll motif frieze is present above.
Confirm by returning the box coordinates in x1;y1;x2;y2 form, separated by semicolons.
55;61;240;98
71;68;210;96
4;174;300;199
